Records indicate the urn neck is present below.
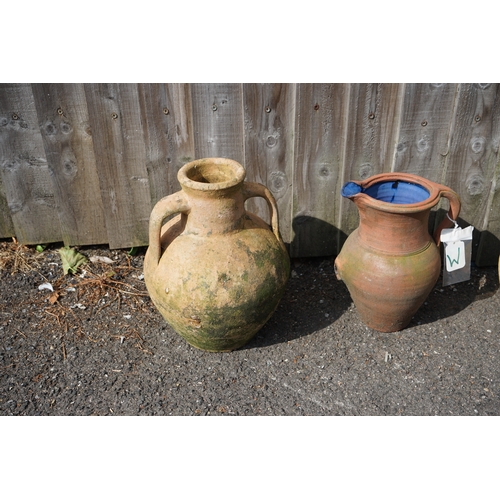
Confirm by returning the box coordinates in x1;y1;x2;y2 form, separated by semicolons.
178;158;247;236
357;204;433;254
183;186;247;235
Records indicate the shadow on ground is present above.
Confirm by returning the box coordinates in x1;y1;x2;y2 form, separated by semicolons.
407;263;499;328
243;256;352;349
244;255;499;350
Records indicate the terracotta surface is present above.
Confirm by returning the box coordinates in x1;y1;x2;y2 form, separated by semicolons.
335;173;461;332
144;158;290;352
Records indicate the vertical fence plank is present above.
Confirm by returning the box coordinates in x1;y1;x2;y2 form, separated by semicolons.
477;155;500;266
84;83;151;249
393;83;457;182
31;83;107;246
442;84;500;265
441;84;499;226
190;83;244;161
0;175;15;238
291;83;350;257
0;83;61;244
137;83;195;205
483;84;500;267
242;83;295;244
339;83;404;238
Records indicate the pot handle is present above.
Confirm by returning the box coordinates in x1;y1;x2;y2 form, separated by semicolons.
433;188;461;246
242;182;284;244
148;191;190;266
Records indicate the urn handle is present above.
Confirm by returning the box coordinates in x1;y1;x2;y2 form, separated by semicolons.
433;188;461;246
148;191;190;266
242;182;284;244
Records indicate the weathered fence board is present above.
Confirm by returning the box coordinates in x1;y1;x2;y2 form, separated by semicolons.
84;83;151;249
242;83;295;242
0;170;14;237
478;86;500;264
32;83;108;246
442;84;500;265
291;83;349;257
190;83;244;161
0;83;61;244
137;83;195;204
394;83;458;182
1;83;499;266
442;84;500;226
477;153;500;265
339;83;403;238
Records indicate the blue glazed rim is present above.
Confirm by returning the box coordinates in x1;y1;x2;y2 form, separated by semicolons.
342;180;430;204
341;173;461;239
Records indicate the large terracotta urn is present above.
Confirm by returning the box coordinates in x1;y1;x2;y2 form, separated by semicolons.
334;173;461;332
144;158;290;352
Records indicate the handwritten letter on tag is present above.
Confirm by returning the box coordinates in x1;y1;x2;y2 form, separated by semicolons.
444;240;465;272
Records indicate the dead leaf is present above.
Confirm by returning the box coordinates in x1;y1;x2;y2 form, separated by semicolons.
49;292;60;304
58;247;88;275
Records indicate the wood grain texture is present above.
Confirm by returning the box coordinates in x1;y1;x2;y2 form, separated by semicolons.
190;83;244;161
440;85;500;232
291;83;349;257
468;84;500;266
31;83;107;246
1;83;500;260
0;83;61;244
242;83;295;243
137;83;195;205
393;83;457;181
0;173;14;237
84;83;151;249
339;83;404;237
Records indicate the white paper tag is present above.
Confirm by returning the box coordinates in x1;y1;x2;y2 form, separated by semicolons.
444;240;465;271
440;225;474;285
440;225;474;244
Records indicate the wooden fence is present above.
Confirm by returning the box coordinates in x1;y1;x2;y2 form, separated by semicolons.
1;83;499;265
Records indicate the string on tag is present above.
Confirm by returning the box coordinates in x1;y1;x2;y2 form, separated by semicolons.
446;212;459;229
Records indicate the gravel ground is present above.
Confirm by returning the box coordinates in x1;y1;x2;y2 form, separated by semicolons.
1;239;499;416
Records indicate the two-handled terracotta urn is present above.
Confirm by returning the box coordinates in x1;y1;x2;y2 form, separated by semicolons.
144;158;290;352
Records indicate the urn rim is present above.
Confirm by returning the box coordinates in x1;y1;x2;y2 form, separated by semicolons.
178;157;246;192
